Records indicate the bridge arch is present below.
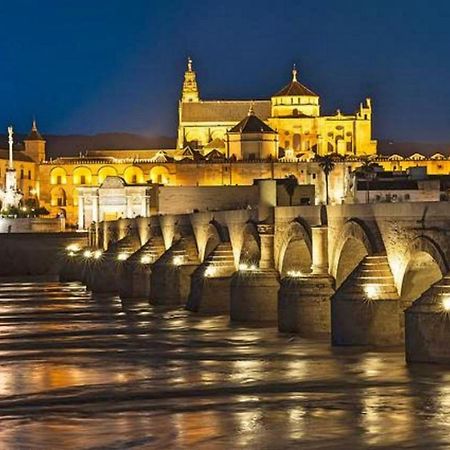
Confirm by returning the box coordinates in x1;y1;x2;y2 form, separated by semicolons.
201;220;224;262
332;218;380;287
400;235;447;305
277;219;312;276
239;222;261;267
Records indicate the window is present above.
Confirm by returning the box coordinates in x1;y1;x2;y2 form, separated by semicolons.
20;169;24;179
80;175;86;185
293;134;301;151
57;197;66;207
56;175;62;184
312;173;316;180
132;175;137;184
293;108;299;117
405;194;410;201
28;170;31;180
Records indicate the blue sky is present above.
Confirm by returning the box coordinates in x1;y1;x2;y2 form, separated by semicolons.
1;0;450;141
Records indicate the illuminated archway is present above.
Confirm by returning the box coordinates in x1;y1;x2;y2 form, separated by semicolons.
98;166;118;184
50;167;67;185
72;166;92;185
400;236;447;306
123;166;145;184
332;219;377;287
239;222;261;267
150;166;170;184
50;187;67;207
277;220;312;276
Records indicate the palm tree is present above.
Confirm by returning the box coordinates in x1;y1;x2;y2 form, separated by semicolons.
315;154;338;205
283;174;298;206
357;156;380;203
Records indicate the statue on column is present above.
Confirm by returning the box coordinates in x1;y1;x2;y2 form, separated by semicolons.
0;126;23;212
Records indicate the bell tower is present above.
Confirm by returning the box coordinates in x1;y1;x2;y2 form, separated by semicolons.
24;119;46;162
181;57;200;103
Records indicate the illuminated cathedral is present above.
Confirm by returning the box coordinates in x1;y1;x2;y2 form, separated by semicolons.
0;58;448;226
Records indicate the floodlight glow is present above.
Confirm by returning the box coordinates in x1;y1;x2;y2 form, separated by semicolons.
173;255;184;266
442;296;450;312
239;263;249;271
287;270;303;278
204;266;215;277
141;255;152;264
364;284;379;299
67;244;80;252
93;250;102;259
117;253;129;261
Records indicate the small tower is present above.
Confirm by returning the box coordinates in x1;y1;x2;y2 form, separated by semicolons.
24;119;46;162
181;57;200;103
0;126;23;210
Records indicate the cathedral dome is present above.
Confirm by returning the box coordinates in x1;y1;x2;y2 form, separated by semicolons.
273;66;318;97
229;105;276;134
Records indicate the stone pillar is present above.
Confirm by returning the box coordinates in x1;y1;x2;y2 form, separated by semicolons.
311;226;328;274
126;195;132;218
92;193;99;247
230;223;279;323
102;221;110;251
141;194;149;217
78;195;85;230
405;273;450;364
258;224;275;269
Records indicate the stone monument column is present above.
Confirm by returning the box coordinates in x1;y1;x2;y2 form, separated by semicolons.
311;226;329;274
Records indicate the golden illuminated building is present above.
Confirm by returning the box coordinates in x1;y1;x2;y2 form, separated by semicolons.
0;58;448;226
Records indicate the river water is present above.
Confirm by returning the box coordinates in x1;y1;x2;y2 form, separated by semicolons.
0;281;448;449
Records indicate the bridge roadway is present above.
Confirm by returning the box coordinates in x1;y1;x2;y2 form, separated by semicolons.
63;201;450;364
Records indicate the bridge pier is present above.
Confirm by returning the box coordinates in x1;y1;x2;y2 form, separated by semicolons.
405;274;450;364
331;255;402;346
278;275;334;336
278;226;334;336
230;225;280;323
118;237;165;299
187;243;235;314
150;237;199;306
88;231;141;294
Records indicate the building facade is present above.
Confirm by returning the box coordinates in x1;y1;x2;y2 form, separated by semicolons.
0;58;449;226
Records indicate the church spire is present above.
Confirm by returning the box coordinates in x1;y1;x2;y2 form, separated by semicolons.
181;56;200;102
27;117;44;141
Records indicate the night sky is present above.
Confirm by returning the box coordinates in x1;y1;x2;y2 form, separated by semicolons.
1;0;450;142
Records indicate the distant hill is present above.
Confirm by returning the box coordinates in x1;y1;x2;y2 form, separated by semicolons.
0;132;449;159
377;140;450;157
0;132;177;158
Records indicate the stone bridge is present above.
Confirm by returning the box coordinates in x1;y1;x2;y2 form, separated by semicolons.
65;201;450;364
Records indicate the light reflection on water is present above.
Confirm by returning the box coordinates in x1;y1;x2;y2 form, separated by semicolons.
0;282;448;449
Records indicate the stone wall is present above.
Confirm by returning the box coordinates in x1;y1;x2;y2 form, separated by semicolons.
0;232;88;276
0;217;65;233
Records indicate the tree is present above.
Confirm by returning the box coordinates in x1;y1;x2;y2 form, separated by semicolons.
315;154;339;205
356;156;380;203
283;174;298;206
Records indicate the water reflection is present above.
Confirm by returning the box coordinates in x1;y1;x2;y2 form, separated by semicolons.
0;281;448;449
